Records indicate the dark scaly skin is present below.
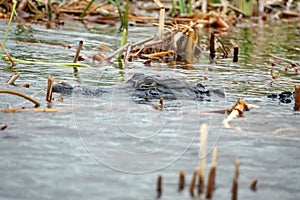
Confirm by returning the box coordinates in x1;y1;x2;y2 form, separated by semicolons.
53;73;225;101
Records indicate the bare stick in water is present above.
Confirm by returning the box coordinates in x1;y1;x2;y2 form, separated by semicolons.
233;46;239;62
209;33;216;60
6;72;20;85
156;175;162;198
250;178;258;191
178;169;185;192
206;146;218;199
73;40;83;75
46;76;53;102
294;85;300;111
231;160;240;200
0;90;40;107
189;168;198;197
198;123;208;195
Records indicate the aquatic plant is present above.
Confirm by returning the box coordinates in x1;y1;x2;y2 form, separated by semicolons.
80;0;96;18
0;0;17;59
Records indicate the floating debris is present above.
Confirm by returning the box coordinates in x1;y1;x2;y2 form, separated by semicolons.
0;124;8;131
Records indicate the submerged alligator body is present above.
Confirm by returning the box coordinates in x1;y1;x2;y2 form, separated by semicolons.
53;73;224;101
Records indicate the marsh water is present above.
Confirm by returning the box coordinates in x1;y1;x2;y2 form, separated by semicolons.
0;19;300;199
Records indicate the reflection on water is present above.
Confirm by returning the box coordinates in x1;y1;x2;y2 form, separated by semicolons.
0;20;300;199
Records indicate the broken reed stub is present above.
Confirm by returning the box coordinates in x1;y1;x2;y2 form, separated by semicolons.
209;33;216;60
189;168;198;197
178;169;185;192
198;173;205;195
294;85;300;111
206;166;216;199
206;147;218;199
0;124;8;131
231;160;240;200
156;175;162;199
46;76;53;102
250;178;258;191
7;72;20;85
73;40;83;75
198;123;208;195
233;46;239;62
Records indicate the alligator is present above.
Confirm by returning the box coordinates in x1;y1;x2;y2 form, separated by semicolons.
52;73;225;102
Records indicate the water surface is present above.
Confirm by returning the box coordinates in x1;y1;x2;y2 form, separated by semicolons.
0;19;300;199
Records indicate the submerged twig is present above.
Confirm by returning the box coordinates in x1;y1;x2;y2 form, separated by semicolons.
0;90;40;107
6;72;20;85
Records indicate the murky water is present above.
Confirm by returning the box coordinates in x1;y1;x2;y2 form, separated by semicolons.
0;19;300;199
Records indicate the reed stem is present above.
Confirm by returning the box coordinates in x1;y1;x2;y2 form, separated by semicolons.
0;90;40;107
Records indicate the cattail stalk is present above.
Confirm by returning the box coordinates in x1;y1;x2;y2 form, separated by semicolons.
294;85;300;111
206;146;218;199
250;178;258;191
209;33;215;60
46;76;53;102
189;168;198;197
73;40;83;75
231;160;240;200
233;46;239;62
198;123;208;195
178;169;185;192
156;175;162;198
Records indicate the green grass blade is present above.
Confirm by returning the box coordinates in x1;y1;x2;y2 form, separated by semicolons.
5;57;92;68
